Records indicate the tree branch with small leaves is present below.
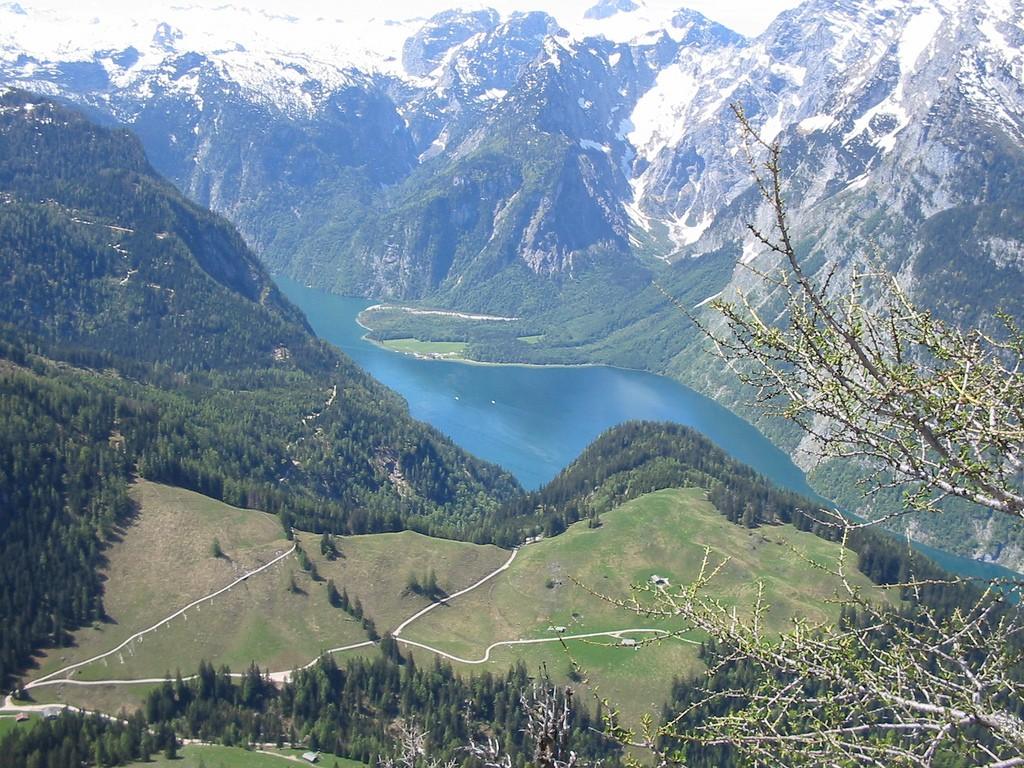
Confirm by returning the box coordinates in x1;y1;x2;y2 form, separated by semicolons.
705;105;1024;522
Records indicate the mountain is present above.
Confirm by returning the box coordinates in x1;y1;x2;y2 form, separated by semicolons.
0;86;524;532
0;90;521;684
2;0;1022;567
0;2;732;313
8;0;1018;327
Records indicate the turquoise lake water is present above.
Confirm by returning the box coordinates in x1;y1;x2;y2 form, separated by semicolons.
277;276;1019;582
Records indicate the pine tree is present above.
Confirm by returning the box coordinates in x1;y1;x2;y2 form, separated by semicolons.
326;579;341;608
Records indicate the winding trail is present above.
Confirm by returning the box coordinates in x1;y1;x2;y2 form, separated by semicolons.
265;640;375;683
397;628;696;665
8;538;683;704
25;543;297;690
392;548;518;637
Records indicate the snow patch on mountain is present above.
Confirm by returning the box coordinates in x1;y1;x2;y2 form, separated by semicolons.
839;2;942;150
897;3;943;73
670;211;713;248
798;113;836;133
579;139;611;153
0;1;423;117
627;64;701;160
0;2;418;75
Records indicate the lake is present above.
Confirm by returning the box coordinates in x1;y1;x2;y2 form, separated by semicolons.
277;276;1019;582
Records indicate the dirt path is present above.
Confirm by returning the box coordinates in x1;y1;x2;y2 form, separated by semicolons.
392;548;519;638
25;543;297;690
0;693;122;721
396;628;697;665
10;540;682;696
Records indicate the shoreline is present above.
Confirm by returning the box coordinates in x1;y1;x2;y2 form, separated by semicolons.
354;302;650;373
291;281;655;375
279;278;1024;578
362;303;520;322
360;332;651;373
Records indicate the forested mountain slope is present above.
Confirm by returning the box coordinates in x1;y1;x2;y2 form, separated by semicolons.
0;90;520;685
11;420;988;767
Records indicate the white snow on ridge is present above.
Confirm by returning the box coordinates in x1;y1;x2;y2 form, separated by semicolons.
623;199;652;232
627;64;700;160
897;3;943;75
760;105;786;144
0;0;784;111
0;1;420;83
771;61;806;86
798;113;835;133
669;210;713;248
0;0;420;117
693;290;723;309
978;14;1023;79
546;0;789;41
419;127;449;163
842;2;943;151
740;241;760;265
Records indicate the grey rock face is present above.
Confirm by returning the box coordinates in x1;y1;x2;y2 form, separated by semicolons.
584;0;639;22
402;9;500;78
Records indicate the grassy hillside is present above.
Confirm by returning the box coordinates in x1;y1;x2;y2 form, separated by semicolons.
28;481;508;713
0;712;38;739
402;487;889;720
131;745;365;768
0;89;521;687
30;482;887;728
379;337;469;360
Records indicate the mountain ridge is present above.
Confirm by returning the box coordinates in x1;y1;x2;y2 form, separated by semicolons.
0;88;522;537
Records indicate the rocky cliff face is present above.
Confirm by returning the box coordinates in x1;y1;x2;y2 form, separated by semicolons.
637;0;1024;290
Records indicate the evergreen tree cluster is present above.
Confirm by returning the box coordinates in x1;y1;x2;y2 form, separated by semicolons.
0;91;520;685
141;654;619;767
405;569;445;601
478;421;814;544
0;358;133;685
0;88;520;537
0;711;176;768
485;421;966;595
324;580;378;640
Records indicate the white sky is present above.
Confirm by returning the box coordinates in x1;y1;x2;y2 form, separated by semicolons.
4;0;806;78
15;0;804;38
360;1;801;37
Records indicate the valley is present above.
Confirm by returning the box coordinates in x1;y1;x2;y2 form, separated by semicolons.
278;277;1022;584
277;278;814;495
